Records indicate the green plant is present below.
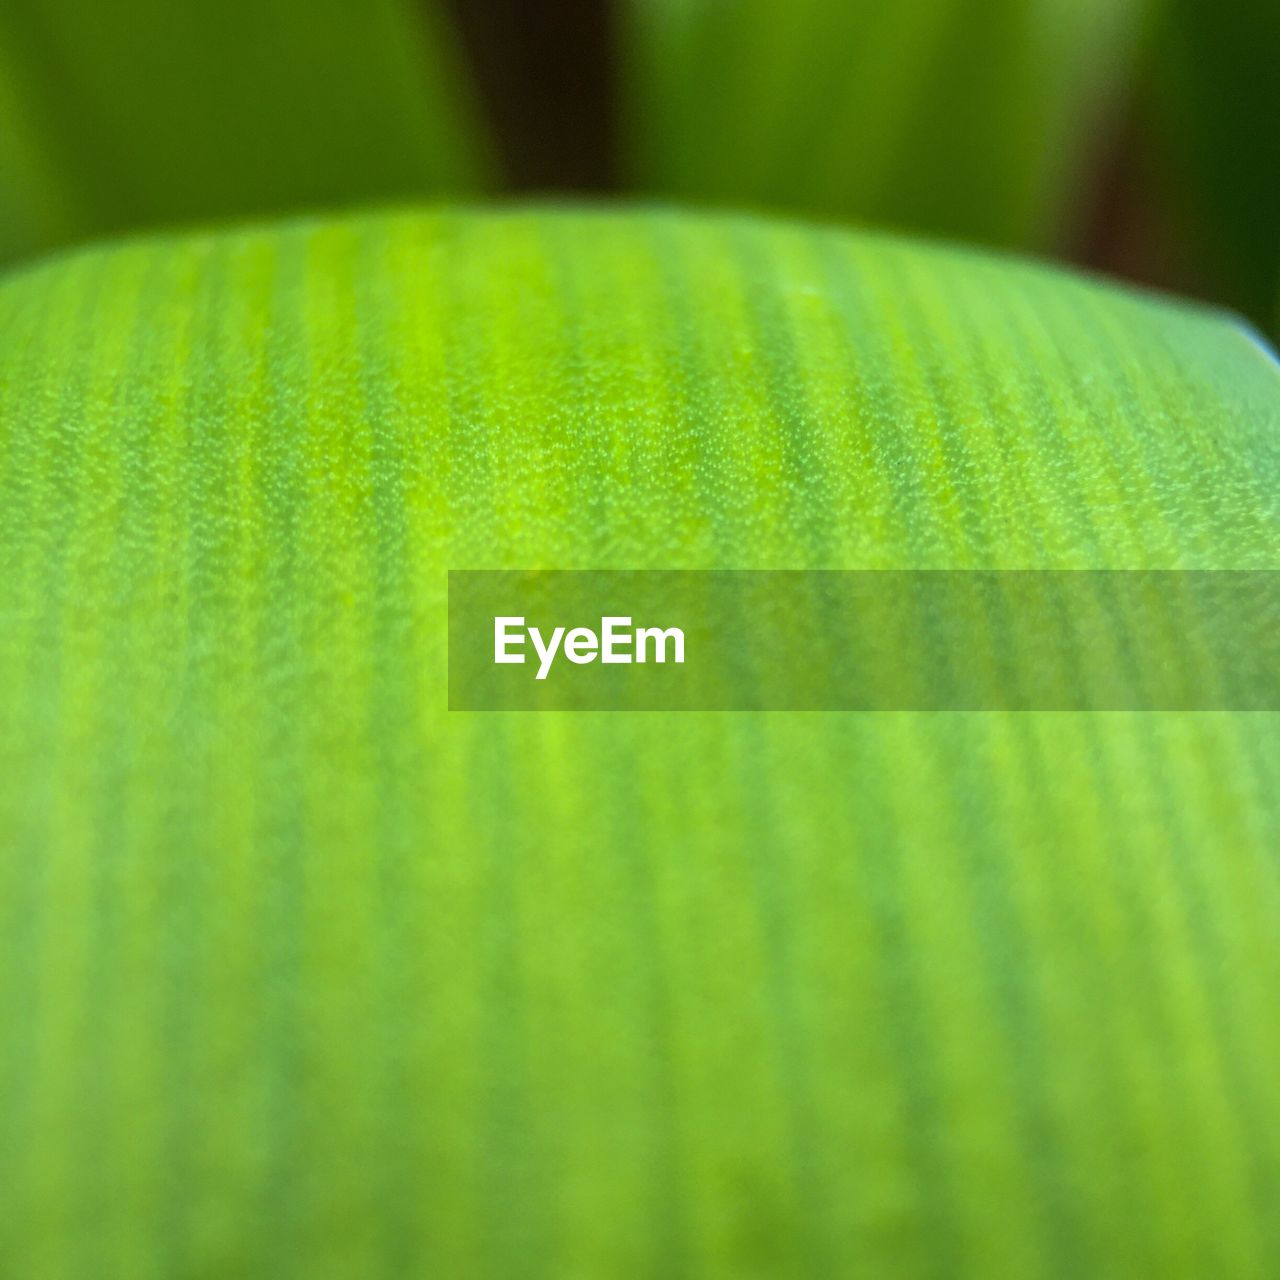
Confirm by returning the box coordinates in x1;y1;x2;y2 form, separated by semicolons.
621;0;1150;250
0;6;1277;1278
0;0;489;259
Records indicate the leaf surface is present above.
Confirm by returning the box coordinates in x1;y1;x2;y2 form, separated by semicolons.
1;206;1278;1276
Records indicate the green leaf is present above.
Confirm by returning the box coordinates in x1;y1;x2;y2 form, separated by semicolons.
1;206;1278;1275
622;0;1152;250
1148;0;1280;335
0;0;492;264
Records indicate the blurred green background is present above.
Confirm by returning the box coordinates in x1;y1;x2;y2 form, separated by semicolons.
0;0;1276;333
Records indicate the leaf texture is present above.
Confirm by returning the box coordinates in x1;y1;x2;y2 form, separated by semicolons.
1;206;1279;1277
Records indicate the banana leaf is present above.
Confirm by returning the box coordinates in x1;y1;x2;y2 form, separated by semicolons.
1;206;1278;1276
